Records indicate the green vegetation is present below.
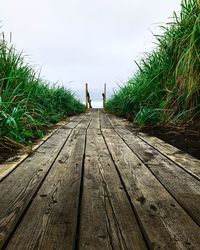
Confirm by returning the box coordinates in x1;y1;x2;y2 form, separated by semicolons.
0;38;85;147
106;0;200;126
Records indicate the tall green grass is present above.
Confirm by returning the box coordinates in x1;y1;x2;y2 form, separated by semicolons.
106;0;200;126
0;38;85;147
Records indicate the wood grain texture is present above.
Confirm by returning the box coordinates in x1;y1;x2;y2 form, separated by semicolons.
108;116;200;226
75;112;91;129
102;128;200;249
118;127;200;225
6;128;86;250
0;117;85;249
99;112;112;129
108;114;200;180
0;118;75;182
78;128;147;250
1;111;199;249
138;132;200;180
88;110;100;129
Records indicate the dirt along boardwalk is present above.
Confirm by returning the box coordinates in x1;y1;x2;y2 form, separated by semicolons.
0;110;200;249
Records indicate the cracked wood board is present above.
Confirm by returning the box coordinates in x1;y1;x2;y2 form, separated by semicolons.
108;115;200;226
102;128;200;249
138;132;200;180
108;114;200;181
6;128;87;250
78;128;147;249
0;115;84;182
0;117;84;249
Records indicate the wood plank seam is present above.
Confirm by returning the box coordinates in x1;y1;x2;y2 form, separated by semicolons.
107;113;200;181
99;116;148;249
78;124;147;249
1;132;72;249
114;127;200;226
0;116;83;183
73;119;92;250
101;128;200;249
107;116;200;227
99;124;150;249
120;128;200;226
101;130;151;249
97;159;129;250
0;116;86;249
106;113;200;181
101;115;200;249
5;126;90;250
137;134;200;182
1;111;199;249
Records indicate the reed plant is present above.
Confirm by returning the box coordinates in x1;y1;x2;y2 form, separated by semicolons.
0;39;85;146
106;0;200;126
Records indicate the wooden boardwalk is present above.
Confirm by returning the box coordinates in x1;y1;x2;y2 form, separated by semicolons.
0;110;200;249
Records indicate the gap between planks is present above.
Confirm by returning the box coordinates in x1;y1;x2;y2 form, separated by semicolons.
0;115;85;182
101;126;200;249
107;115;200;226
0;115;87;249
1;110;200;250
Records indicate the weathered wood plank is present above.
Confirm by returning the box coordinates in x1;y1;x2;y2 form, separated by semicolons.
88;110;100;129
1;111;200;249
108;114;200;180
76;114;91;129
62;115;85;129
102;128;200;249
0;118;77;183
78;128;147;249
0;117;84;249
6;128;86;250
99;112;112;129
111;125;200;226
138;132;200;180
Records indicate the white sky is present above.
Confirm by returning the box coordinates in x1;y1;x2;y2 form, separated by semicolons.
1;0;181;107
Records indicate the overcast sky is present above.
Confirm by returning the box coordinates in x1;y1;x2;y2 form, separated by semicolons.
1;0;181;107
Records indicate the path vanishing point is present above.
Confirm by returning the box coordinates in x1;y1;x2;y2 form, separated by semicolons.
0;110;200;249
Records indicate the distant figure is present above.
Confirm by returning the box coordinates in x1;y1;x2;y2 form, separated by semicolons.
102;92;106;108
87;92;92;109
102;93;105;102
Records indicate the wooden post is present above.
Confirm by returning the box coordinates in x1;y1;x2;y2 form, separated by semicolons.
86;83;89;112
10;32;12;43
103;83;106;109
